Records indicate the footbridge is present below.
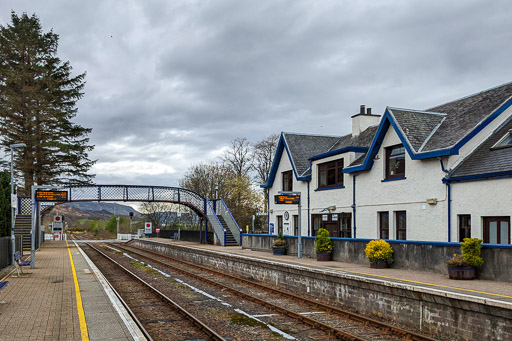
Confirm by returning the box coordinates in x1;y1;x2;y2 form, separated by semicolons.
29;184;242;247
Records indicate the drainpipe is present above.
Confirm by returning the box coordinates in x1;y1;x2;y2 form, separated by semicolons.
307;180;311;236
439;158;451;242
267;188;270;234
352;174;357;238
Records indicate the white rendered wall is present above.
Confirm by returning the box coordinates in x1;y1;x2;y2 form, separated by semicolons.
309;153;355;218
451;178;512;242
354;128;449;241
267;149;309;236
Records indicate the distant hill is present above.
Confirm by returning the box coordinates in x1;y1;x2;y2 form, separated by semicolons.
63;202;139;216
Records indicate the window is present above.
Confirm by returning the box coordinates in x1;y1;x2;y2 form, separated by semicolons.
282;171;293;191
318;159;344;188
395;211;406;240
386;145;405;179
293;215;298;236
458;215;471;242
483;217;510;244
379;212;389;239
340;213;352;238
311;213;351;238
492;130;512;149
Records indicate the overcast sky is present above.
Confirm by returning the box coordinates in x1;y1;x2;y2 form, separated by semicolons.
1;1;511;187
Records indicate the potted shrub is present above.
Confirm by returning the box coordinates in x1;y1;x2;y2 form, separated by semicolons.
272;232;287;255
447;238;483;280
364;240;394;268
315;228;333;261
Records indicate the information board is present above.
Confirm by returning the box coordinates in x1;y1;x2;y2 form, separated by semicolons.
274;194;300;204
35;190;68;202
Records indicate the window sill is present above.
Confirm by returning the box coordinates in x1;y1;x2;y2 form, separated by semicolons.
315;185;345;191
381;177;406;182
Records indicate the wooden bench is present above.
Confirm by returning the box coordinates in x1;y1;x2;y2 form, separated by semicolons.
14;251;31;277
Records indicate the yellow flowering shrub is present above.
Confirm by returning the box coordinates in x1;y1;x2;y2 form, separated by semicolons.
364;240;394;265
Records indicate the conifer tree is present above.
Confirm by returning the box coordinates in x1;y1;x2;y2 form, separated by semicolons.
0;12;94;194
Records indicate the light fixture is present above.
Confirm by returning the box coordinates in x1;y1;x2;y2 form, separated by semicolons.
426;198;438;205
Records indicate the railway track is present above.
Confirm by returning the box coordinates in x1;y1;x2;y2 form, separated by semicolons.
110;242;437;341
82;242;227;341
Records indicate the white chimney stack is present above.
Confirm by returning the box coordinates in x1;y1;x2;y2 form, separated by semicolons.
351;105;380;137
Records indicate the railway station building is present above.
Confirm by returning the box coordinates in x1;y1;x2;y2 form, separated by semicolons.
262;81;512;244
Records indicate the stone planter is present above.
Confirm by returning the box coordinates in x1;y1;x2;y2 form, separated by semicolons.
316;252;332;261
273;247;286;255
447;266;476;280
370;261;389;269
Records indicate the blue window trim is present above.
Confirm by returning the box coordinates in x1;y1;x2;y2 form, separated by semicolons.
381;177;407;183
315;185;345;191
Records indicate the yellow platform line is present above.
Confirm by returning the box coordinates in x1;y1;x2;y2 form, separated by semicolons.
67;241;90;341
330;268;512;300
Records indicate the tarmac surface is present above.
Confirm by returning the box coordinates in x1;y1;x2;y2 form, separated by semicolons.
0;238;511;341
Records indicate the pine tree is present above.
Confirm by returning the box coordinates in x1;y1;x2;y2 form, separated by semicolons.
0;12;95;195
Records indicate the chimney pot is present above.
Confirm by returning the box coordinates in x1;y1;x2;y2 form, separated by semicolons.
360;105;365;115
367;107;372;115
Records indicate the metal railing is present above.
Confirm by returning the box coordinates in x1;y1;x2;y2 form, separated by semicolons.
215;199;242;245
205;199;226;246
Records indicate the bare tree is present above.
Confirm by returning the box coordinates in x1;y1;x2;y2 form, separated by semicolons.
252;133;279;186
223;137;251;176
139;202;174;229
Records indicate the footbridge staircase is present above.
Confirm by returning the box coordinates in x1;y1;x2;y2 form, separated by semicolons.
30;184;243;246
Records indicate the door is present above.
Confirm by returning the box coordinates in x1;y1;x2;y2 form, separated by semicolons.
483;217;510;244
277;215;283;235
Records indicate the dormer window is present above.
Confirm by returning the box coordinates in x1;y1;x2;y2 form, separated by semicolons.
318;159;344;189
491;130;512;150
385;144;405;179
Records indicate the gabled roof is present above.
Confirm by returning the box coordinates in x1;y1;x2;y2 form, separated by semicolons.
261;129;376;188
446;117;512;182
345;81;512;173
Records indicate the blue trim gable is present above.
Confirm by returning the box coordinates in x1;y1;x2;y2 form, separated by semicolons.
310;146;368;162
345;98;512;174
444;170;512;183
260;134;308;188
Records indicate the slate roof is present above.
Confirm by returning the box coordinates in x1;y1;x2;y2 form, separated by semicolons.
422;81;512;152
283;133;340;177
388;109;445;152
448;118;512;178
283;126;378;177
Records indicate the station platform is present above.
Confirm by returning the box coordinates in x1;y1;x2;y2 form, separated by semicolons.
0;241;145;341
147;238;512;307
1;238;510;341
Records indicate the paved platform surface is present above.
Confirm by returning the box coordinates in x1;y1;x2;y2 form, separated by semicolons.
0;241;142;341
147;238;512;307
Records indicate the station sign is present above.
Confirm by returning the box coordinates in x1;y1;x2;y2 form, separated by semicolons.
274;194;300;205
35;190;68;202
144;222;152;234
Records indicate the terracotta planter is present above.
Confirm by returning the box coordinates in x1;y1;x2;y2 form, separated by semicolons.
273;247;286;255
447;266;476;280
370;261;389;269
316;253;332;261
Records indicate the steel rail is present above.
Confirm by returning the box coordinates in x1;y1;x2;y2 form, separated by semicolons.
86;243;227;341
121;243;437;341
113;243;369;341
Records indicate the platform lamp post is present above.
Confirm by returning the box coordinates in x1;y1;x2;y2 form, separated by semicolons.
10;143;26;266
